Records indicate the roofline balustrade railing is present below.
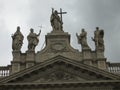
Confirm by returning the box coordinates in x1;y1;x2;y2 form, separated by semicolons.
0;65;11;78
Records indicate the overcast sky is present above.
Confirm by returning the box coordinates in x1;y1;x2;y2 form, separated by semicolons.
0;0;120;66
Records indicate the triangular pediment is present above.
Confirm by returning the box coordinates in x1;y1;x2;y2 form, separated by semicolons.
0;55;120;83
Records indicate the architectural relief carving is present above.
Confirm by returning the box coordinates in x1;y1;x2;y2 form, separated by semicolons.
35;72;79;83
51;43;66;52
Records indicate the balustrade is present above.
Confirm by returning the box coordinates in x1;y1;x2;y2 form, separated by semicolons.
107;63;120;74
0;65;10;78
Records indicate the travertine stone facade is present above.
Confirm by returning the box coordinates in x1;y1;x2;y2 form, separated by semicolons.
0;9;120;90
11;29;106;74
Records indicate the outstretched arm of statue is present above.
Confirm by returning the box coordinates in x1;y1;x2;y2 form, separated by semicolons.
11;34;15;39
76;33;82;44
76;33;80;40
91;37;95;41
76;33;78;37
52;8;54;14
37;30;41;36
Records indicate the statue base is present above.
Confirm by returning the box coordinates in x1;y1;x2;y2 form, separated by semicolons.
82;47;92;66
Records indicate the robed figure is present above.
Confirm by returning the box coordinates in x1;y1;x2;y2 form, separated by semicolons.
12;26;24;51
92;27;104;50
50;9;62;31
76;29;89;48
27;28;41;51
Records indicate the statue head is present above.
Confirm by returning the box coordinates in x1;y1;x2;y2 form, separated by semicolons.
30;28;34;33
81;28;85;32
17;26;20;32
96;27;99;30
54;10;58;14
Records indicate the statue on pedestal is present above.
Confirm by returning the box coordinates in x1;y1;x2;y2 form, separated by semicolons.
76;29;89;48
27;28;41;51
50;9;62;31
12;26;24;51
92;27;104;50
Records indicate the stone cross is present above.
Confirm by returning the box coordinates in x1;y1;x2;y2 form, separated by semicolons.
57;8;67;24
38;25;43;30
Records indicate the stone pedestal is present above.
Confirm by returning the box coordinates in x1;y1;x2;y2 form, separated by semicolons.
46;32;70;45
12;51;21;61
97;58;107;70
96;48;106;70
26;51;35;68
11;61;20;74
11;51;21;73
82;47;92;66
44;32;71;54
96;47;104;58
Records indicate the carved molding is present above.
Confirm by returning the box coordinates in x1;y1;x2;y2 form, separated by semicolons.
35;71;82;83
51;43;66;52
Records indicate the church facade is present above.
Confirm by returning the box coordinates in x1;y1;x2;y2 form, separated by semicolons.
0;9;120;90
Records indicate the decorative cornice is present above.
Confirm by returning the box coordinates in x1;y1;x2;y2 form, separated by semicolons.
0;55;120;83
0;80;120;88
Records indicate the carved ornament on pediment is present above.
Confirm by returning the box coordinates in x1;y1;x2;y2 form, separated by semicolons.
35;71;80;82
51;43;66;52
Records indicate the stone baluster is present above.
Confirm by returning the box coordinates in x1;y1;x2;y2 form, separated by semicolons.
0;67;10;78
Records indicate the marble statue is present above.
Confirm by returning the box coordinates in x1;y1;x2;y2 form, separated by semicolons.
92;27;104;50
12;26;24;51
50;9;62;31
76;29;89;48
27;28;41;51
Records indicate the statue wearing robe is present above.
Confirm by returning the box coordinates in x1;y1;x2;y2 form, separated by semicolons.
50;10;62;31
76;29;89;48
27;28;41;51
12;26;24;51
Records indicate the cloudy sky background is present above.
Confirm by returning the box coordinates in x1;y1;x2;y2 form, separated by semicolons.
0;0;120;65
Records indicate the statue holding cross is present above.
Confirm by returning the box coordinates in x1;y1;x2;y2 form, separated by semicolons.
50;8;67;31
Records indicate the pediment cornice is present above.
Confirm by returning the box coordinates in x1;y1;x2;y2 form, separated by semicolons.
0;55;120;83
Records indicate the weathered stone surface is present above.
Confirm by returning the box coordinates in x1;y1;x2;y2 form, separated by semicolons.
76;28;90;49
35;32;82;63
12;26;24;51
1;9;120;90
1;55;120;89
11;28;106;73
27;28;41;51
92;27;104;51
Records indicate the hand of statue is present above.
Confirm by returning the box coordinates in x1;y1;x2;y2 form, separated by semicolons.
39;30;41;33
91;37;94;41
76;33;78;36
11;34;14;38
38;30;41;36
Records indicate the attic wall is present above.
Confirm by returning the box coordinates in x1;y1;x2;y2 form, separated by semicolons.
11;31;107;74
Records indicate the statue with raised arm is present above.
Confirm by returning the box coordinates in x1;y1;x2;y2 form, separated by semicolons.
50;8;62;31
12;26;24;51
76;29;89;48
27;28;41;51
92;27;104;50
